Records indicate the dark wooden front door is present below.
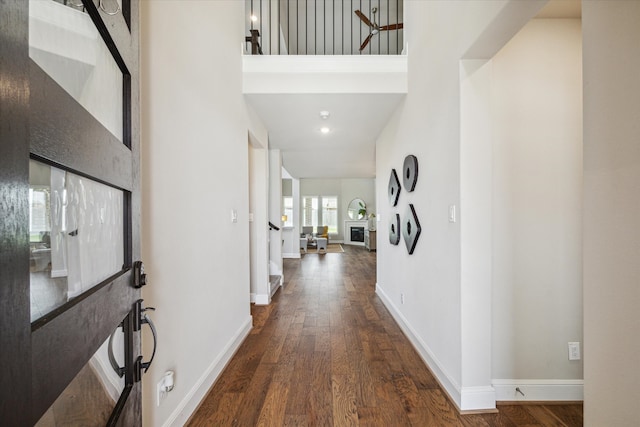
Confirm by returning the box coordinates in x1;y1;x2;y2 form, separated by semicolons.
1;0;144;425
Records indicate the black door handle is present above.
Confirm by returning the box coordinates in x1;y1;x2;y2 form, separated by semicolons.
108;322;125;378
133;299;157;382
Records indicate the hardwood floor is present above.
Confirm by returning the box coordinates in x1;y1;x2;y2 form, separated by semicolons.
188;245;583;426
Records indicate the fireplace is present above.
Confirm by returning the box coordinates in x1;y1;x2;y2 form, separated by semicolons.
351;227;365;243
345;220;368;246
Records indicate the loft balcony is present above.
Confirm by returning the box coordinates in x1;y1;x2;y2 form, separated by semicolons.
244;0;404;56
242;0;407;95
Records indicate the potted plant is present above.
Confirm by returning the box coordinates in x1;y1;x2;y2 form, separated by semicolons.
358;201;367;219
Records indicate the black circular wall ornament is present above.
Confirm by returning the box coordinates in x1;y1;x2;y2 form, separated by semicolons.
403;155;418;192
403;204;422;255
388;169;401;207
389;213;401;245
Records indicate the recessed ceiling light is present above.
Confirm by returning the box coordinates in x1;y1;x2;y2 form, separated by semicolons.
320;127;331;134
250;15;258;22
319;110;330;120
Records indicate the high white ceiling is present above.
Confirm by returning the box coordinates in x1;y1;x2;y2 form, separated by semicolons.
245;93;405;179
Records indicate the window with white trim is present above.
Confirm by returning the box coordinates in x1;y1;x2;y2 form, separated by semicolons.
302;195;338;235
322;196;338;234
302;196;318;227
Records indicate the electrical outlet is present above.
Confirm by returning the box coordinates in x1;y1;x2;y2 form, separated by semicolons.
568;342;581;360
157;381;167;406
401;293;405;305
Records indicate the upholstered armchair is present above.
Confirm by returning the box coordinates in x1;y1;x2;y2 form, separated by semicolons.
315;225;329;243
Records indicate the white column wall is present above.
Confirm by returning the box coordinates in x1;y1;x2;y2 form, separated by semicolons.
268;149;283;287
460;59;494;408
582;2;640;425
249;141;270;304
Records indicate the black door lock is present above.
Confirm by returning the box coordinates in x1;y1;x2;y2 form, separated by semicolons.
133;261;147;288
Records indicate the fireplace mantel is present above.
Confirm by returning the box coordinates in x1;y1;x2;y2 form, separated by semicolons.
344;220;368;246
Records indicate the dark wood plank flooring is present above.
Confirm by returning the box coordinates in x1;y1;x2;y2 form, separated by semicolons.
188;245;583;426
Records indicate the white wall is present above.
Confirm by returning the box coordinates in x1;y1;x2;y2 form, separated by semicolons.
249;140;270;304
300;178;375;241
268;149;283;288
460;58;494;404
582;2;640;425
375;0;546;411
491;19;583;391
140;1;266;425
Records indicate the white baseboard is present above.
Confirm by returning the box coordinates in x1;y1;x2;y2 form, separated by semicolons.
269;279;281;297
283;252;301;259
164;316;252;427
252;293;270;305
375;285;468;411
375;285;582;410
50;268;68;278
493;379;584;402
461;386;496;411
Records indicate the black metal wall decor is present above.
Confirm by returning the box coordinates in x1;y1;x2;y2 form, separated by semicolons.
389;155;421;252
403;154;418;192
402;204;422;254
388;168;401;206
389;213;401;245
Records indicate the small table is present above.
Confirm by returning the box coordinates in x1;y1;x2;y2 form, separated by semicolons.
301;235;317;251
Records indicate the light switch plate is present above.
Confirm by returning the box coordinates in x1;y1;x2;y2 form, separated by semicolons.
568;342;581;360
449;205;457;223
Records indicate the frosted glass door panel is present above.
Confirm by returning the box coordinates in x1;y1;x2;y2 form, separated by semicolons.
30;160;124;322
29;0;123;141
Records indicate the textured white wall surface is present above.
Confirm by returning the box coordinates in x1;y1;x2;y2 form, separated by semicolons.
376;0;548;410
491;19;583;381
141;1;265;425
582;2;640;425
